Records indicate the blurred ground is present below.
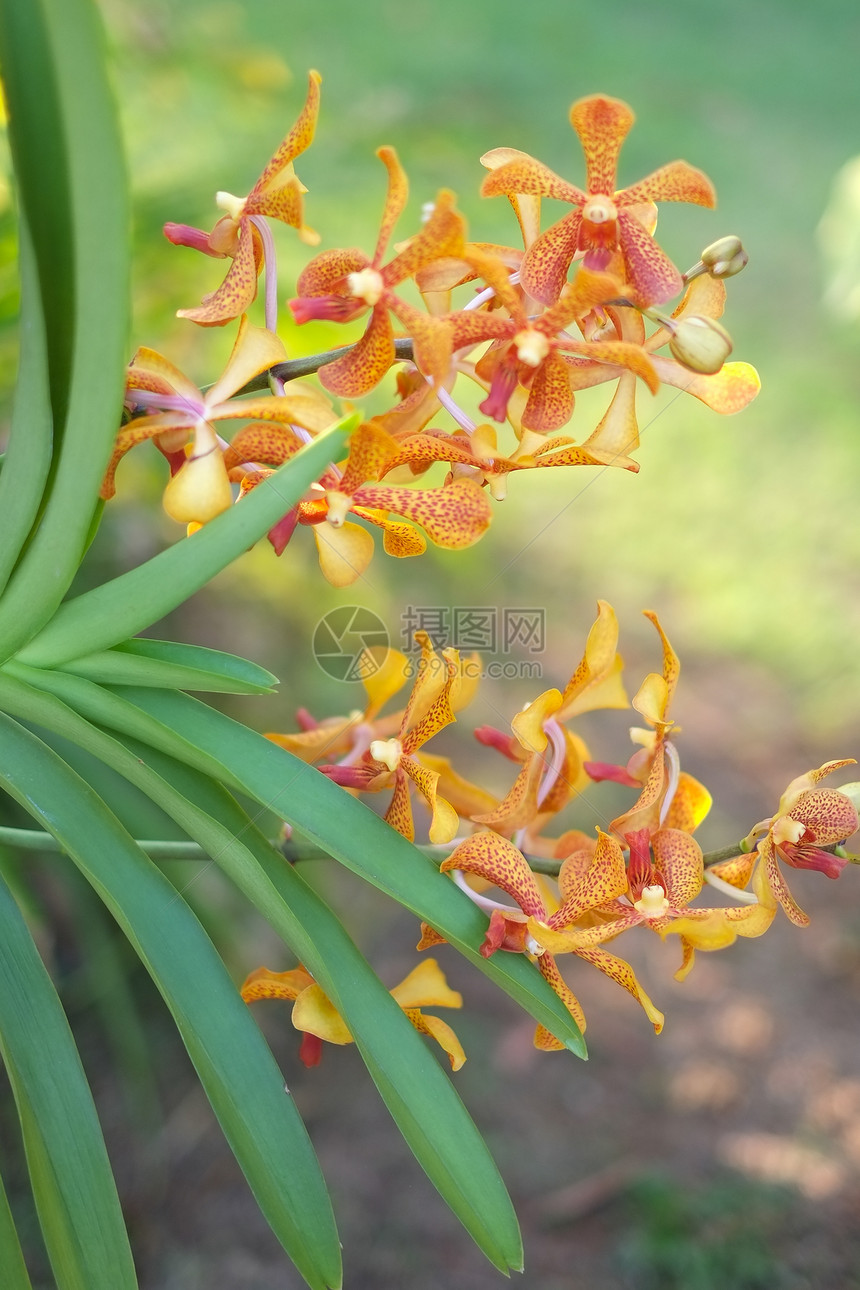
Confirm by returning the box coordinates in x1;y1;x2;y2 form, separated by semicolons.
3;0;860;1285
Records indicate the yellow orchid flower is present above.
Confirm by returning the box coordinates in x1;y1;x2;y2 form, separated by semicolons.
242;958;465;1070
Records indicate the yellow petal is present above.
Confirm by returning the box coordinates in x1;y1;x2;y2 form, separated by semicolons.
403;1009;466;1070
314;520;375;587
511;688;563;754
207;315;288;406
291;982;353;1044
362;647;411;718
390;958;463;1010
162;440;233;524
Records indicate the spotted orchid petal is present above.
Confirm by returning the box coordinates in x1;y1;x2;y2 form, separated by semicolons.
354;478;492;550
403;1010;467;1070
318;305;395;396
620;160;715;209
519;209;584;305
241;964;315;1003
547;829;629;928
441;832;547;920
616;208;684;305
569;95;634;195
403;758;459;844
252;69;321;196
573;944;664;1033
663;772;712;833
534;954;586;1042
471;754;545;833
178;220;261;325
652;828;704;908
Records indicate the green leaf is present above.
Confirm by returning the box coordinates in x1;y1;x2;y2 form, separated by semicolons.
14;414;358;668
3;666;585;1055
0;711;342;1290
0;1158;34;1290
0;0;130;657
59;638;278;694
0;866;137;1290
110;736;524;1274
0;218;53;598
0;668;523;1272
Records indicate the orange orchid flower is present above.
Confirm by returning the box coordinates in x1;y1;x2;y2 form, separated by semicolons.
319;633;463;844
242;958;466;1070
102;317;334;524
440;254;659;432
229;420;493;586
710;761;859;927
289;148;465;396
534;826;775;983
482;94;715;307
165;70;322;326
437;830;664;1043
470;600;629;840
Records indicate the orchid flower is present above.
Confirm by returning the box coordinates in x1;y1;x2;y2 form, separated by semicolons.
289;148;465;395
436;830;664;1043
242;958;465;1070
482;94;715;306
102;318;334;524
165;70;322;326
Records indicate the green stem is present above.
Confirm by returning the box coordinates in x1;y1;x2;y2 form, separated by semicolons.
0;826;219;860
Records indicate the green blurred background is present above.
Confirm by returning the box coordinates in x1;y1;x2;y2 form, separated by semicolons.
3;0;860;1285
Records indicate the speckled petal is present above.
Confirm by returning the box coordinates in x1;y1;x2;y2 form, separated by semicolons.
652;828;704;908
405;1011;466;1070
403;757;459;844
101;412;191;499
620;160;716;209
222;422;304;471
547;829;629;928
354;477;492;549
178;219;260;325
372;146;410;266
295;246;370;298
616;208;684;306
471;754;545;833
481;155;587;205
788;788;859;846
241;964;315;1002
761;838;810;927
253;70;321;195
521;350;575;432
569;95;635;196
319;306;395;396
384;769;416;841
573;944;664;1033
536;953;587;1038
519;209;584;305
441;832;547;919
384;190;466;287
126;348;203;404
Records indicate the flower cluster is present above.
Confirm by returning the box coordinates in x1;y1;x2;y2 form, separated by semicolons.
103;77;760;586
246;606;858;1060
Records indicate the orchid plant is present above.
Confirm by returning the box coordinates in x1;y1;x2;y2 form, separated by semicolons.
0;4;855;1289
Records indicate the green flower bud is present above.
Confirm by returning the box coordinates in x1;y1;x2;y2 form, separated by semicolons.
701;235;748;278
668;316;733;375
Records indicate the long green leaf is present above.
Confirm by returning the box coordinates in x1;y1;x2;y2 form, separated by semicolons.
111;735;523;1272
0;1159;34;1290
0;712;342;1290
60;638;278;694
0;669;523;1271
0;0;130;656
0;867;137;1290
14;414;357;668
2;665;585;1054
0;218;54;597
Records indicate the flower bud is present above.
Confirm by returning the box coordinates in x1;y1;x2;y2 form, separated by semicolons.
701;235;748;278
668;316;733;374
